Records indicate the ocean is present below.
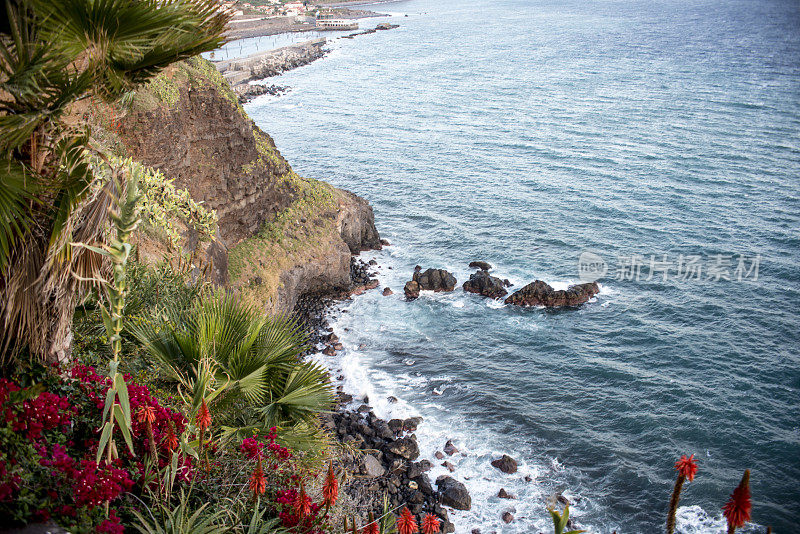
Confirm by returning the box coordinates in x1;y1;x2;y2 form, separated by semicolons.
243;0;800;531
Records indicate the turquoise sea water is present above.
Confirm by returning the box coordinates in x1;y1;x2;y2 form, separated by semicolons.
244;0;800;531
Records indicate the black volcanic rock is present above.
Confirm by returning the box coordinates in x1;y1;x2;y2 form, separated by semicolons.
404;280;420;300
468;260;492;271
504;280;599;308
412;267;457;292
436;476;471;510
491;454;518;474
463;270;508;299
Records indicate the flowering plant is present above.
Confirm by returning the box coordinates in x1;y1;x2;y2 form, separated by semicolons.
0;364;191;532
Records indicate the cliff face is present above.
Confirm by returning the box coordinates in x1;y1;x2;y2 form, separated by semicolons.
122;58;294;244
120;57;380;311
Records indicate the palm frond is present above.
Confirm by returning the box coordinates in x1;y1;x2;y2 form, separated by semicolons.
0;160;37;273
34;0;230;99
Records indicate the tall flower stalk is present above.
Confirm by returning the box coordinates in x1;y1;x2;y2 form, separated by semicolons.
73;170;141;466
667;454;698;534
195;398;212;470
323;462;338;511
723;470;751;534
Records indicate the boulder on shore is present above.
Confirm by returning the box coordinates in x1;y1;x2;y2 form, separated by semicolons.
468;260;492;271
504;280;599;308
462;270;508;299
491;454;518;474
409;266;457;293
362;454;386;477
436;476;471;510
388;437;420;460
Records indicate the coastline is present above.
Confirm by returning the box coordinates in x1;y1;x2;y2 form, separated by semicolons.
292;259;459;533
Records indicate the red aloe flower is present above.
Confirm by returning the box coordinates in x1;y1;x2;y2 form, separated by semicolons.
421;513;440;534
196;399;211;430
137;405;156;424
165;422;178;451
723;470;751;533
674;454;698;482
249;456;266;496
362;512;379;534
396;507;418;534
294;483;312;518
323;462;338;507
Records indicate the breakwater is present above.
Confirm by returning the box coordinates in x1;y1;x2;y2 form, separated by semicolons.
215;38;327;100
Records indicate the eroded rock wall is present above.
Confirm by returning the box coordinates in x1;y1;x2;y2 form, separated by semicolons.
120;57;380;310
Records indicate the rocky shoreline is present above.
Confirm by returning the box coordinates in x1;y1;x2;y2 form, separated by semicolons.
293;258;460;533
292;254;595;533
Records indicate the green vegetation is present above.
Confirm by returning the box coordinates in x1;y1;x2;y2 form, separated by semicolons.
100;157;219;255
133;56;247;118
0;0;229;365
131;293;334;449
228;171;341;311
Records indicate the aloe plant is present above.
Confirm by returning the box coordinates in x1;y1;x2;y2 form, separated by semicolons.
548;504;585;534
74;169;142;464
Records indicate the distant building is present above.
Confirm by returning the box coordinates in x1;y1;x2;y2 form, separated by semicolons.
284;1;305;12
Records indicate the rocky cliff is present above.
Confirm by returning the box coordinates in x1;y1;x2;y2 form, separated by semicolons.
120;56;380;311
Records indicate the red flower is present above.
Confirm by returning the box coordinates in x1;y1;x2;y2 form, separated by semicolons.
674;454;698;482
723;470;751;530
137;405;156;424
362;512;379;534
249;456;266;496
196;399;211;431
165;422;178;451
396;507;418;534
323;462;338;507
421;513;440;534
294;483;311;518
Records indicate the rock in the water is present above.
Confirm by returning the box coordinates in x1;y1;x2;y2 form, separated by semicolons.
502;511;514;523
362;454;386;478
436;476;471;510
442;461;456;472
443;440;459;456
462;270;508;299
434;451;445;460
409;267;457;292
403;417;422;432
491;454;518;474
404;280;420;300
468;261;492;271
383;287;393;296
504;280;599;308
498;488;516;499
388;437;420;460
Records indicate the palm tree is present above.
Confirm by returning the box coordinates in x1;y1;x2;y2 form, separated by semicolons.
131;294;335;448
0;0;229;364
